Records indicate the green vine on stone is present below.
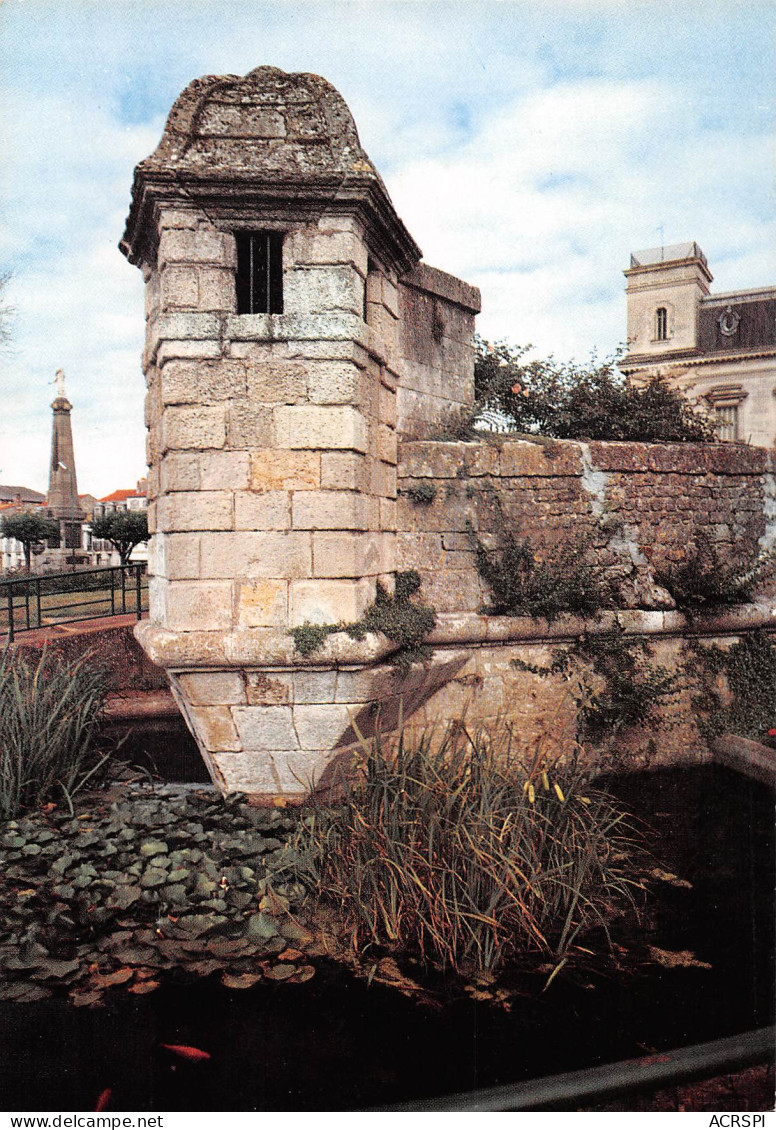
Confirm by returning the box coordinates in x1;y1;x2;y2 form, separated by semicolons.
290;571;438;672
403;482;437;506
512;624;678;740
472;518;612;623
685;630;776;743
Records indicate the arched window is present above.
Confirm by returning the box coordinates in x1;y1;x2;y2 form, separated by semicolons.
655;307;668;341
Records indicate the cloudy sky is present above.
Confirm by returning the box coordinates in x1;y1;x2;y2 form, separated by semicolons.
1;0;773;497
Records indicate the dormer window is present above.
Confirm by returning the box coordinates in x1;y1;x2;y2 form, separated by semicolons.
655;307;668;341
236;232;284;314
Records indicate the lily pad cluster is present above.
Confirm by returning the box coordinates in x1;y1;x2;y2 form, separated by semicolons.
0;785;318;1006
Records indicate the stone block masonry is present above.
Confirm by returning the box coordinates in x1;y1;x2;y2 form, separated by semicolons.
122;65;774;803
398;439;774;613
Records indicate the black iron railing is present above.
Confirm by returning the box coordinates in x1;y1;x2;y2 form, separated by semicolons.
1;563;148;641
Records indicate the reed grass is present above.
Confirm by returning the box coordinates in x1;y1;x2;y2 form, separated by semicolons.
293;717;642;976
0;646;108;819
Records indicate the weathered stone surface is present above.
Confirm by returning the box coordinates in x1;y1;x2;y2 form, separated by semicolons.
312;531;383;577
245;361;307;404
274;405;367;452
249;450;319;493
163;406;226;451
289;577;374;626
189;705;242;752
293;704;353;749
158;491;233;532
245;671;293;706
232;706;299;749
164;581;233;631
234;491;291;530
199;531;311;579
237;580;288;627
292;491;373;531
177;671;246;706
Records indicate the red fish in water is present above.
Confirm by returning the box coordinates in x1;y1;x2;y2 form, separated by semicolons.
159;1044;211;1062
94;1089;112;1112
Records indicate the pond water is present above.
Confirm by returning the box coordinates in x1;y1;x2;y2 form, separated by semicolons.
0;765;772;1112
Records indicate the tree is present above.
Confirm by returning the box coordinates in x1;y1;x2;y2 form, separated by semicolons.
0;510;59;572
90;510;149;566
473;337;716;443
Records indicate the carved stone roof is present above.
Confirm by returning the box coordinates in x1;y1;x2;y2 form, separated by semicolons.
121;66;421;274
141;66;371;178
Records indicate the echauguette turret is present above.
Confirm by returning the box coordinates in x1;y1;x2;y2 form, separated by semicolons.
120;66;480;802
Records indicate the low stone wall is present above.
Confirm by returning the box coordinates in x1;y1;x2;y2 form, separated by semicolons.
397;439;775;613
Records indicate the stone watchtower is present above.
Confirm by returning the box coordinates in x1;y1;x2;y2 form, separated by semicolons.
120;66;480;801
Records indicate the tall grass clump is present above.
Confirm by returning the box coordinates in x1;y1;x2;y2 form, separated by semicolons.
293;721;642;977
0;646;108;819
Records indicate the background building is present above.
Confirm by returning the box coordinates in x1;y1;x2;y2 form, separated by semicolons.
621;242;776;447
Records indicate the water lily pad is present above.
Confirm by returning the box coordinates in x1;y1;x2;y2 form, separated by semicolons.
292;965;316;984
244;913;279;941
160;884;188;905
176;914;228;937
127;980;160;995
166;868;190;884
111;945;158;965
92;967;134;988
106;885;142;911
21;844;42;856
278;920;312;943
193;874;217;898
259;892;289;916
277;948;304;963
222;971;262;990
70;988;104;1008
140;868;168;889
264;963;296;981
33;958;81;981
227;891;254;911
0;981;52;1002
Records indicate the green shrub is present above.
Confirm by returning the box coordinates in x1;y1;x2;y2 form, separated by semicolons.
291;571;437;671
292;722;641;976
474;528;611;622
655;544;774;612
473;337;716;443
0;646;108;819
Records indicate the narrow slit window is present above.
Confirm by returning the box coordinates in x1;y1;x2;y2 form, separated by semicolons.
236;232;284;314
655;306;668;341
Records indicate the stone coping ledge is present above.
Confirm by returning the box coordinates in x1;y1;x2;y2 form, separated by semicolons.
399;438;772;477
710;733;776;788
136;604;775;671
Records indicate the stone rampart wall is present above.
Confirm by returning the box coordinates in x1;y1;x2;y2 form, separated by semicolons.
397;438;775;614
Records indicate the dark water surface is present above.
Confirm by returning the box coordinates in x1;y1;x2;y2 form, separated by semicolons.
0;765;772;1112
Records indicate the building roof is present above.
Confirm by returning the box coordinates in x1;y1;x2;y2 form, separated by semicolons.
99;488;144;503
0;485;46;505
630;242;709;270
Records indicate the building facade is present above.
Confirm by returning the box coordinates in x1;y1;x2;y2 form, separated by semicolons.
621;242;776;448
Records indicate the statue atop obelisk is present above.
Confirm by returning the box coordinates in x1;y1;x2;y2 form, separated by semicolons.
46;369;84;550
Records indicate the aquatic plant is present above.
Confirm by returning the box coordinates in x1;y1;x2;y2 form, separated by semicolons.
0;645;108;818
292;718;642;976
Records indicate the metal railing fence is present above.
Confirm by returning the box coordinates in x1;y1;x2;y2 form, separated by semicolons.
1;563;148;641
